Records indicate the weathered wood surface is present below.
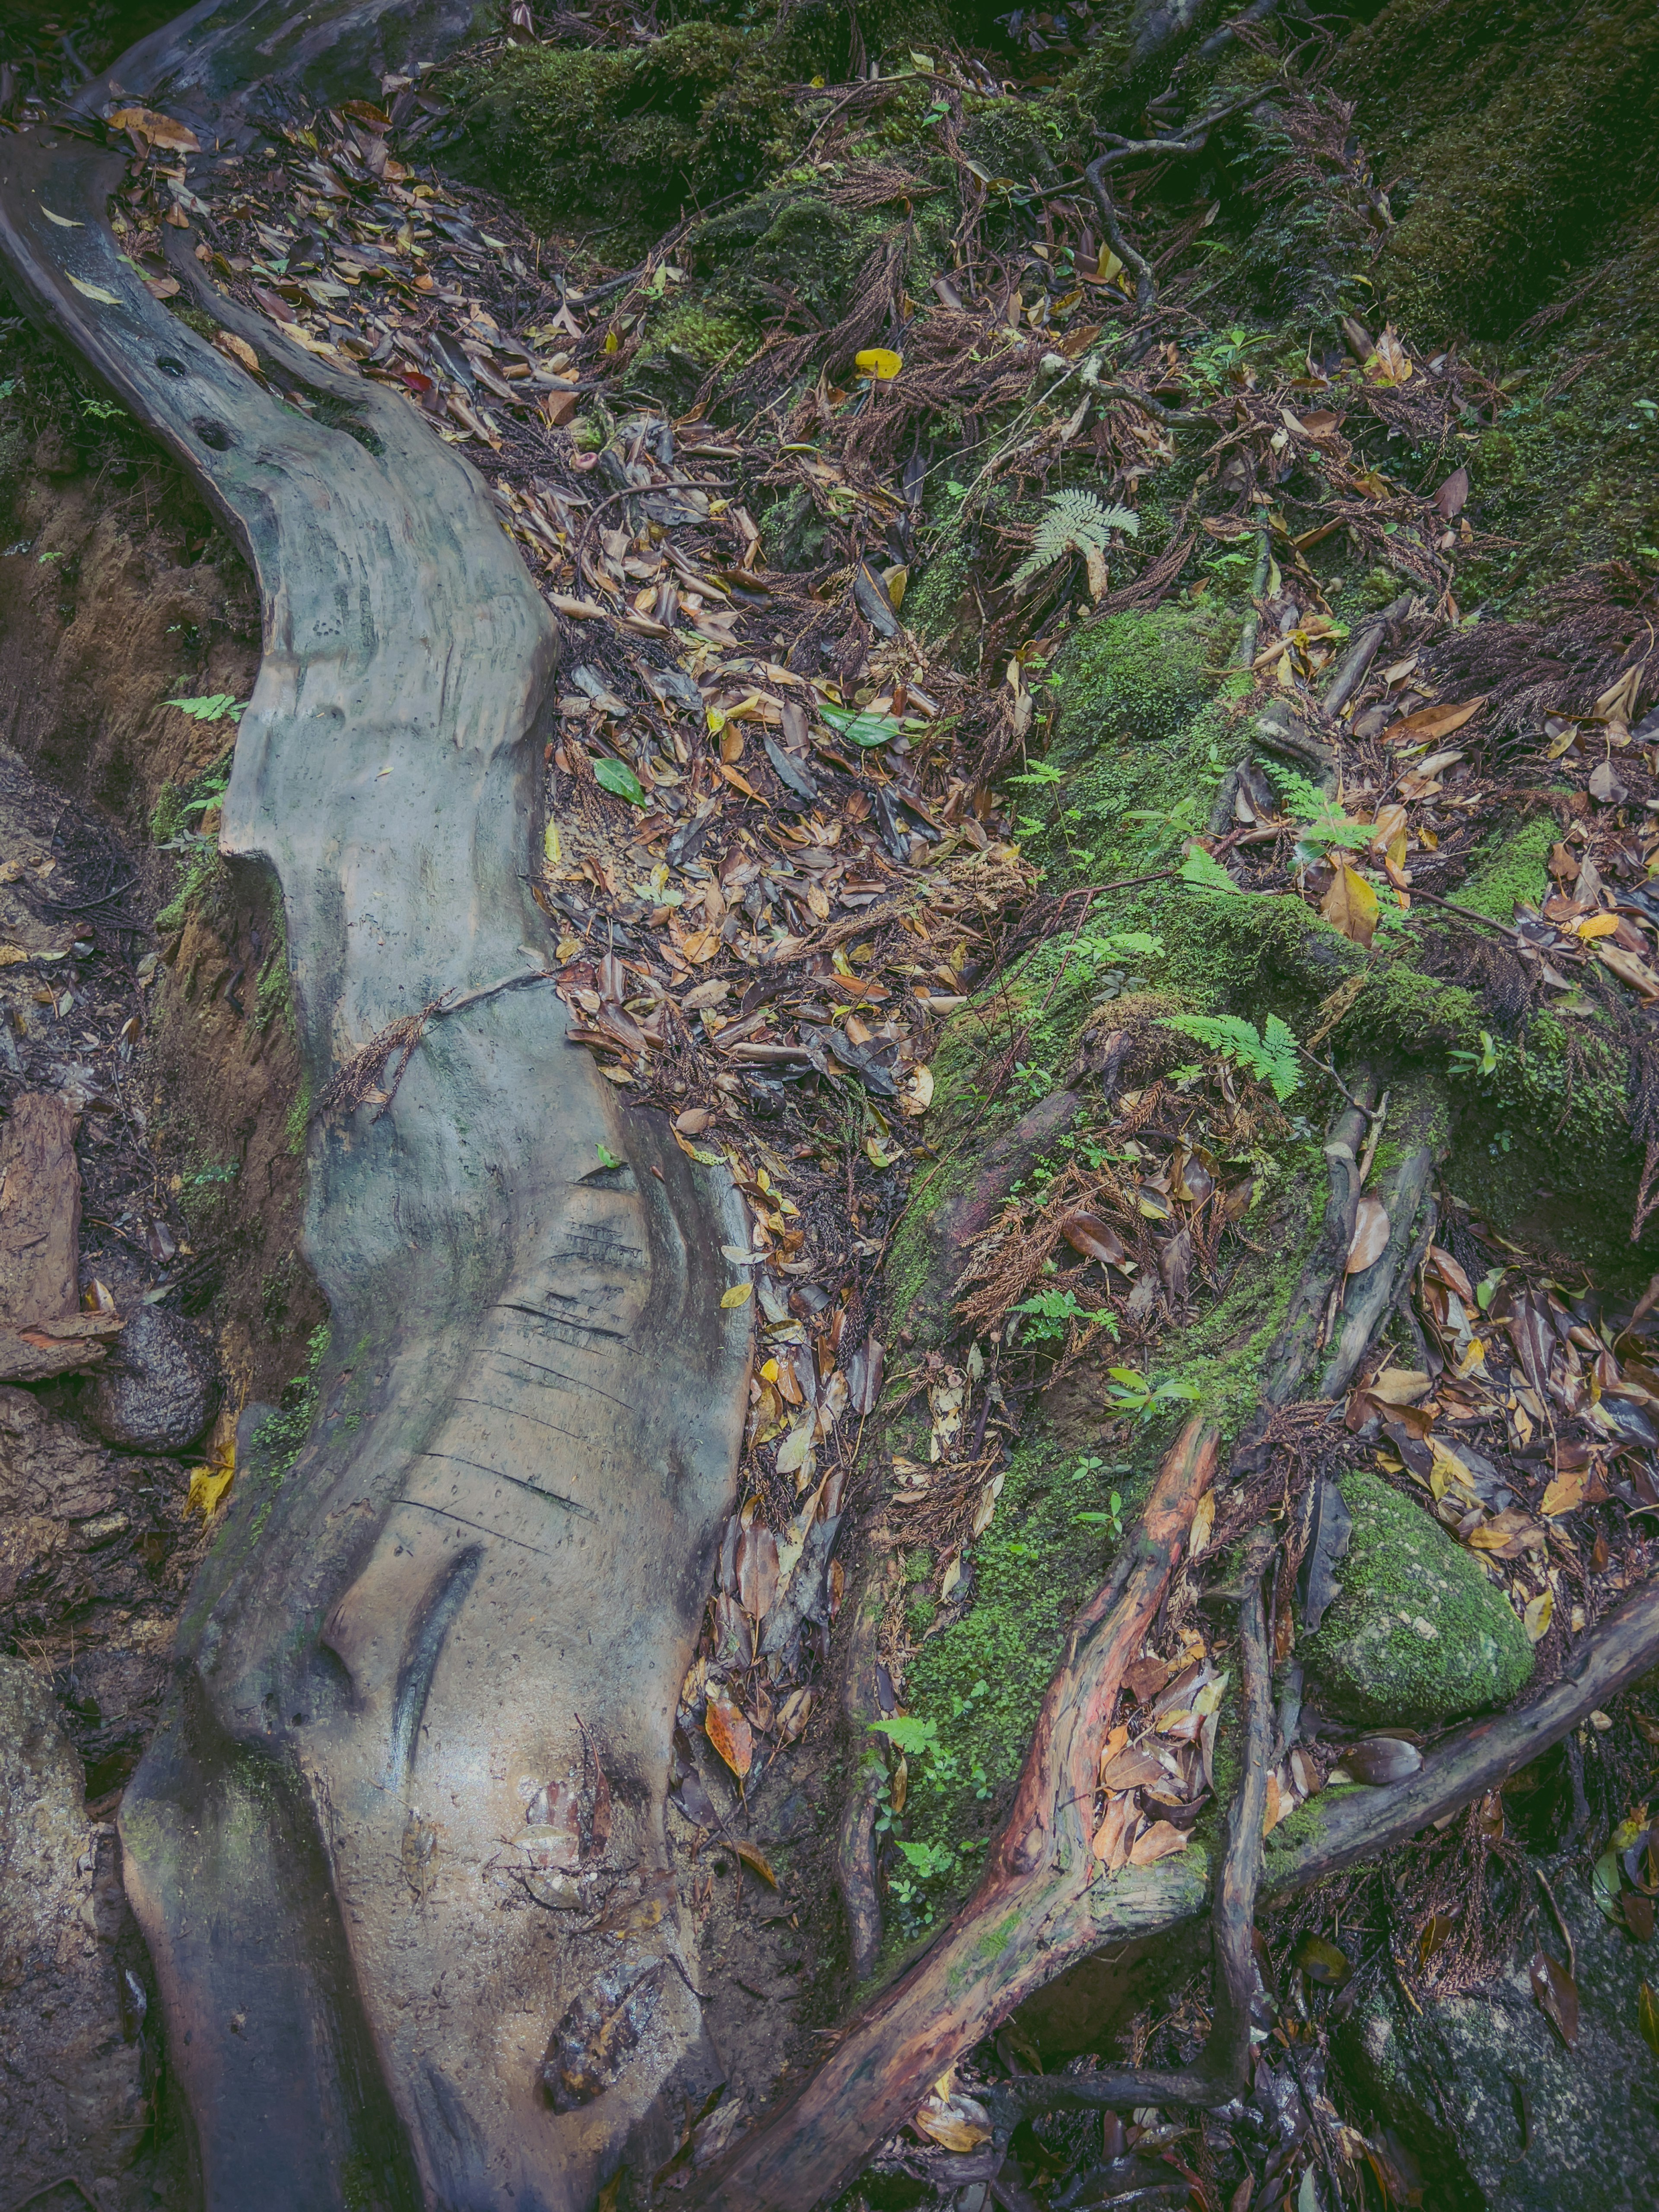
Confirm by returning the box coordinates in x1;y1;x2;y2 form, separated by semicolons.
0;11;751;2207
0;1090;121;1378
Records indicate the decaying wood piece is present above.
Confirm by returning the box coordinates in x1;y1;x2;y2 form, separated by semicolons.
0;10;751;2207
0;1091;120;1379
693;1419;1220;2212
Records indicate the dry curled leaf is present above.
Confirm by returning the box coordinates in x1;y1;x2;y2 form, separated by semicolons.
1530;1949;1579;2048
705;1689;752;1780
733;1840;778;1888
1062;1210;1130;1267
1346;1195;1390;1274
1321;864;1379;949
1128;1818;1190;1865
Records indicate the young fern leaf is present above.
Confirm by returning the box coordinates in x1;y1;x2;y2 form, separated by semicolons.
1161;1012;1302;1101
1010;489;1140;600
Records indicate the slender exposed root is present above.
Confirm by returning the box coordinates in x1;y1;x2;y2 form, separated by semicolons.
988;1523;1278;2129
690;1418;1220;2212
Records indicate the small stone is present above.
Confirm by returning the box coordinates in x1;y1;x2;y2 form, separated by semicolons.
83;1305;217;1452
1301;1469;1534;1727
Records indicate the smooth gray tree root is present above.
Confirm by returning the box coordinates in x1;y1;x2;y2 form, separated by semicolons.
0;10;751;2207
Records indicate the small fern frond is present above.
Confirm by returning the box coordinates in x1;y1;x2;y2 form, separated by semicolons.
1010;489;1140;594
1161;1012;1302;1101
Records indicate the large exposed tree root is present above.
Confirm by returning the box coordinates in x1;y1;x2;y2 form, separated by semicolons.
1;11;750;2208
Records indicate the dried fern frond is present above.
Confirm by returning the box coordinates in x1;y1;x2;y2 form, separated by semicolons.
1010;489;1140;600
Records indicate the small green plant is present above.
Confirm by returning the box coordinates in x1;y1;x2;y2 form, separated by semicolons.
1071;1454;1125;1539
79;394;126;421
1103;1367;1204;1422
867;1683;991;1927
1184;324;1270;396
1009;489;1139;596
1074;928;1163;969
1162;1011;1301;1100
1449;1031;1499;1079
1262;761;1370;861
1005;759;1064;788
166;692;246;724
1178;843;1239;894
1012;1286;1119;1346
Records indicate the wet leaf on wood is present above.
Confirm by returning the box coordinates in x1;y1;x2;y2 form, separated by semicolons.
1128;1818;1189;1865
1529;1950;1579;2048
1344;1737;1422;1786
1296;1933;1352;1988
1345;1195;1390;1274
1639;1981;1659;2058
1100;1746;1166;1791
1299;1475;1353;1634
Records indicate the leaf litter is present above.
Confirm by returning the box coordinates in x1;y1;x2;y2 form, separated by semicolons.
71;25;1659;2209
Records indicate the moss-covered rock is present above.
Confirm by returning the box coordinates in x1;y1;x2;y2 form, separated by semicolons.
1301;1468;1533;1727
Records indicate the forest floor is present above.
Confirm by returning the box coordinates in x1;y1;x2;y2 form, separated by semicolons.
4;1;1659;2208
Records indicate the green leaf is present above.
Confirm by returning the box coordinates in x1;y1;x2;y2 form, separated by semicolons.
1640;1981;1659;2061
1162;1013;1300;1100
1593;1849;1624;1922
165;693;245;723
1179;845;1238;895
1009;489;1140;594
868;1715;938;1756
595;1142;623;1169
820;706;901;748
593;757;647;805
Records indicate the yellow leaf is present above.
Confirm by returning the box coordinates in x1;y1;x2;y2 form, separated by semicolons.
734;1840;779;1887
1541;1468;1587;1517
108;104;201;151
1189;1490;1215;1557
543;819;561;863
883;563;908;610
186;1408;238;1519
720;1281;753;1308
214;329;261;375
41;208;83;228
69;275;124;306
705;1688;752;1778
1321;864;1379;950
1382;695;1486;744
1523;1589;1553;1643
854;348;903;381
1639;1981;1659;2061
1573;912;1621;939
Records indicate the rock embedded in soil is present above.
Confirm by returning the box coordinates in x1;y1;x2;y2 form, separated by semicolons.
1332;1848;1659;2210
84;1302;217;1452
1300;1468;1533;1728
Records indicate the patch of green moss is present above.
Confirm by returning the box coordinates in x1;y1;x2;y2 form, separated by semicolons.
1456;809;1556;921
894;1433;1142;1925
1300;1467;1534;1726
